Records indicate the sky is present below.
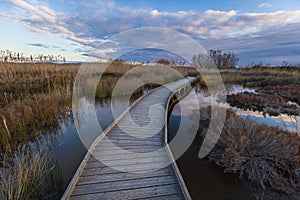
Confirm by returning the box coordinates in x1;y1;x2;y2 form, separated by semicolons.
1;0;300;65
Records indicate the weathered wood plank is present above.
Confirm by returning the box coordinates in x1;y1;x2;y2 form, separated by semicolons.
71;176;178;196
93;146;161;154
141;194;185;200
77;168;174;185
85;156;170;169
99;139;163;146
69;184;183;200
81;163;171;177
88;151;168;164
106;136;164;142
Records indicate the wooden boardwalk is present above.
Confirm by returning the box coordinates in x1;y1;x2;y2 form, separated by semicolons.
62;78;196;200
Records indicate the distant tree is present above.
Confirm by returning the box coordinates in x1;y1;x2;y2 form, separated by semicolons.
114;59;125;64
192;53;214;68
156;59;171;65
208;50;239;68
39;54;43;62
281;61;290;67
0;50;67;63
193;50;239;68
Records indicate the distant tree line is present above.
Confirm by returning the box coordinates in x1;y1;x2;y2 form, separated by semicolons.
156;59;186;66
208;50;239;68
0;50;66;63
193;50;239;68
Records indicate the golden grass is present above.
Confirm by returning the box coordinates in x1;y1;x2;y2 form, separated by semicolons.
0;146;62;200
0;89;71;155
0;63;77;107
220;66;300;86
0;62;198;153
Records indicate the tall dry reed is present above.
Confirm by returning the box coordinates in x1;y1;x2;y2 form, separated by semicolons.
0;146;62;200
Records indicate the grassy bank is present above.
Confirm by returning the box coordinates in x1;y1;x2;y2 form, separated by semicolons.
220;66;300;87
227;91;300;116
0;89;71;155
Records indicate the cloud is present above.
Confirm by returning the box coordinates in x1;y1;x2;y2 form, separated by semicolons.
4;0;300;64
239;10;300;26
201;22;300;65
10;0;56;23
28;43;49;48
8;0;92;45
258;3;273;8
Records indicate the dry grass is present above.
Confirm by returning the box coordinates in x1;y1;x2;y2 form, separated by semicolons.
0;63;77;107
227;92;300;116
258;85;300;105
0;146;62;200
0;89;71;155
197;107;300;196
220;66;300;87
0;62;198;152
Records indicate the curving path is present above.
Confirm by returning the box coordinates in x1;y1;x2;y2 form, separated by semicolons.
62;77;196;200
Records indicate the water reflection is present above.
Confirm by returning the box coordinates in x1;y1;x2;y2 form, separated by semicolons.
194;84;300;133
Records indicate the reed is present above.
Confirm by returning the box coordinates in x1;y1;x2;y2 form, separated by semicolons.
0;62;77;107
0;62;198;153
0;146;62;200
0;89;71;155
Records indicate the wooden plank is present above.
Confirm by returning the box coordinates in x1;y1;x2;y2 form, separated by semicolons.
93;146;160;154
106;135;164;141
96;143;163;147
88;151;168;162
140;194;185;200
99;139;164;145
69;184;183;200
81;163;171;176
77;168;174;185
71;176;178;196
85;156;170;169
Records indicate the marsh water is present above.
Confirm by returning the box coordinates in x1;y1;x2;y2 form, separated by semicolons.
26;84;298;198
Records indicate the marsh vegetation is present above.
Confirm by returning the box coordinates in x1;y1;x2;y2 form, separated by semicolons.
197;107;300;197
1;57;300;199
